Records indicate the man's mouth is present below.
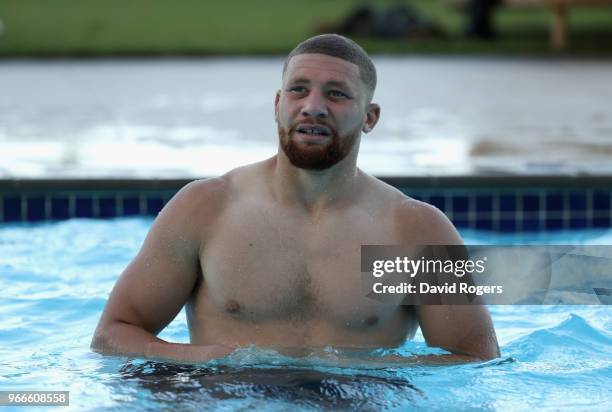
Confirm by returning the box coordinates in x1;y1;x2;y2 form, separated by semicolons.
296;124;331;136
294;124;332;142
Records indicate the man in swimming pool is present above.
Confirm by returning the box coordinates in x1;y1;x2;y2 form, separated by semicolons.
91;34;500;364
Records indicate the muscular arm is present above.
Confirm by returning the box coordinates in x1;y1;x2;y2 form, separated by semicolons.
399;200;500;361
415;307;499;361
91;179;233;363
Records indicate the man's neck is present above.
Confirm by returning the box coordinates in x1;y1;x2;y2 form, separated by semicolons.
271;147;361;214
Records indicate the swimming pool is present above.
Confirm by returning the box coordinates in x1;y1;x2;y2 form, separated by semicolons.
1;218;610;411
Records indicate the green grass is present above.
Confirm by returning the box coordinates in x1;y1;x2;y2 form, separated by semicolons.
1;0;611;56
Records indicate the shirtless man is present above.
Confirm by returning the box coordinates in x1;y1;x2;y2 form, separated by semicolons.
91;34;500;364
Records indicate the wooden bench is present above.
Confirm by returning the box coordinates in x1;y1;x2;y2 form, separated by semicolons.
450;0;612;49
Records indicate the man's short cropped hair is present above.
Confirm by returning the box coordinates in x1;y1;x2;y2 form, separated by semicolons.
282;34;377;101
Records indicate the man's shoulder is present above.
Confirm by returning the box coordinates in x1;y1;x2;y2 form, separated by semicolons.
174;176;231;210
362;175;462;245
172;160;269;213
359;173;405;202
360;174;426;211
395;195;463;245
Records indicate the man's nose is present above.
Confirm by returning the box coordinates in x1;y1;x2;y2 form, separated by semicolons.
301;91;328;118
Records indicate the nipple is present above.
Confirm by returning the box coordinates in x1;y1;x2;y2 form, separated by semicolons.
225;299;241;314
365;315;379;326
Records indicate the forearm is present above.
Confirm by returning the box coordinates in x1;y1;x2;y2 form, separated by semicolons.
91;320;232;364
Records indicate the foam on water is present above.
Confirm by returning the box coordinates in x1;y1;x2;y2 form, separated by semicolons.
1;218;611;411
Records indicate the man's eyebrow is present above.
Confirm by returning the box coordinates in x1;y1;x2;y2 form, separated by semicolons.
287;78;310;85
326;80;350;89
287;78;351;88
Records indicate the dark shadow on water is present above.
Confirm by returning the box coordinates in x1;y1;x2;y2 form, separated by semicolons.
118;361;422;409
474;356;516;368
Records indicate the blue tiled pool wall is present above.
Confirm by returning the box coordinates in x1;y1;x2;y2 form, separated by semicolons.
0;191;176;222
407;188;611;232
0;187;611;232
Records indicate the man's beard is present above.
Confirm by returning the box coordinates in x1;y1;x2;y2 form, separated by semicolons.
278;124;359;170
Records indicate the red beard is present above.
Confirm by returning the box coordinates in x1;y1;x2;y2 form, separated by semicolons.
278;123;359;170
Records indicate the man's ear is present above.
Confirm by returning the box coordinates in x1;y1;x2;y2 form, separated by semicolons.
274;90;281;123
362;103;380;133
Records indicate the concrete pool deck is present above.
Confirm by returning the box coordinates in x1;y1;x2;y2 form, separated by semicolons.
0;57;611;178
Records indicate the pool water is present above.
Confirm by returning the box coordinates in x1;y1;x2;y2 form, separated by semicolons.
1;218;611;411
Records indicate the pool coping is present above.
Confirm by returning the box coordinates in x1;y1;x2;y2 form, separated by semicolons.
1;175;612;191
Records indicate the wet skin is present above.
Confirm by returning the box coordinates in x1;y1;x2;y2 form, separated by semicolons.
188;160;418;350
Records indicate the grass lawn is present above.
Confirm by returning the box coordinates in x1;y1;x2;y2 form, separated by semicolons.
0;0;611;56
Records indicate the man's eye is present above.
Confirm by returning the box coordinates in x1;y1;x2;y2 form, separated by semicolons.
329;90;348;98
290;86;306;94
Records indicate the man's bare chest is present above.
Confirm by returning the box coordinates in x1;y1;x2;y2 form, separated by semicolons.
198;205;403;327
